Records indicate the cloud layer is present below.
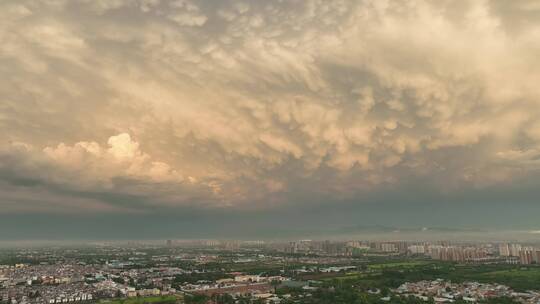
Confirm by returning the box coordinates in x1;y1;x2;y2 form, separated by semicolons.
1;0;540;227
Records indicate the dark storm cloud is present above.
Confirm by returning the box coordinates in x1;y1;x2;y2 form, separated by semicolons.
1;0;540;239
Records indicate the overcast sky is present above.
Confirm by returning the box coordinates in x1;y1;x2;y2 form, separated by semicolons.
2;0;540;240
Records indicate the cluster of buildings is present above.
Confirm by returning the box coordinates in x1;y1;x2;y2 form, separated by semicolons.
0;264;96;304
165;240;265;251
0;282;94;304
277;240;411;256
210;239;540;265
181;274;287;297
499;244;540;265
161;239;540;266
0;264;92;287
2;240;540;304
272;240;540;265
0;248;298;304
275;240;497;262
408;243;540;264
395;279;540;303
426;246;489;263
0;261;186;304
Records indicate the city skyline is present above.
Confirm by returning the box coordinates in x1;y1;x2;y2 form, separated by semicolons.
2;0;540;240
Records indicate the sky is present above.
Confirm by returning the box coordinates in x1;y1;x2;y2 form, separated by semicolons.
2;0;540;240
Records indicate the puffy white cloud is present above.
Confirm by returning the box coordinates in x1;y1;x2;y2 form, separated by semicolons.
41;133;184;186
107;133;141;160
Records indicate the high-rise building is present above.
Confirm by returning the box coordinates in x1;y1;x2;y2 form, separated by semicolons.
534;250;540;264
428;246;485;262
510;244;522;257
408;245;426;254
498;244;510;256
381;243;397;252
519;248;534;265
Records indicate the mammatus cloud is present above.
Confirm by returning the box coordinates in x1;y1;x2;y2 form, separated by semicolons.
1;0;540;216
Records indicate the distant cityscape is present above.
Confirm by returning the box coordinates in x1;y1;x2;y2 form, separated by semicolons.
2;239;540;304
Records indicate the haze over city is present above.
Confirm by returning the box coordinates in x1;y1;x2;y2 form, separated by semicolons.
2;0;540;241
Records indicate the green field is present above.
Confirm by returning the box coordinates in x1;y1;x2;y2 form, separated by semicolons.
99;295;179;304
471;268;540;290
312;261;540;292
367;261;431;270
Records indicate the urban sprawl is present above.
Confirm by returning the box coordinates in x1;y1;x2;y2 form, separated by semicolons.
1;240;540;304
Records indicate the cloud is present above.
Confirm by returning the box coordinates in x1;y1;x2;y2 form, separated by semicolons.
167;0;208;27
1;0;540;218
0;134;216;213
42;133;184;184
